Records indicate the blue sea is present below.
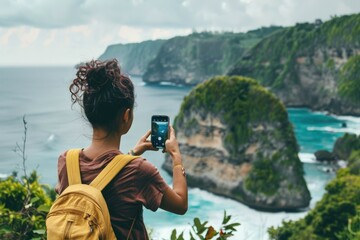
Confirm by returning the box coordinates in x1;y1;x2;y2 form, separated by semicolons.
1;67;359;239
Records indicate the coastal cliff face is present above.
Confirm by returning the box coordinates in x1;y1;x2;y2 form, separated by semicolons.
143;27;282;85
228;14;360;116
162;76;311;211
98;39;165;75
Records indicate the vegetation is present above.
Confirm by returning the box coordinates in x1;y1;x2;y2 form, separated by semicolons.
244;156;280;196
174;75;296;157
98;39;166;75
333;133;360;160
0;117;54;239
170;211;241;240
229;13;360;90
143;26;283;84
0;172;54;239
268;133;360;240
339;55;360;104
173;75;310;203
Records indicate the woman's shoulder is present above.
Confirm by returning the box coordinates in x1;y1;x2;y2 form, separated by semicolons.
133;157;162;179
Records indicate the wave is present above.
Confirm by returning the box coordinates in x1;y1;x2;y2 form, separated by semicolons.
144;81;190;88
47;133;56;142
136;81;146;87
307;126;360;135
298;153;317;163
334;115;360;124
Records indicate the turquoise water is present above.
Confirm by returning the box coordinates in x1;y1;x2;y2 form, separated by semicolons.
1;67;359;239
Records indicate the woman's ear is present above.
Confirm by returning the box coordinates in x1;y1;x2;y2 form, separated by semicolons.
123;108;131;123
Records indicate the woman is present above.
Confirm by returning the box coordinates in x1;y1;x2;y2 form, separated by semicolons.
55;59;188;239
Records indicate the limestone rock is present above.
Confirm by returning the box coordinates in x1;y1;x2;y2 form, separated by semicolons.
228;14;360;116
162;76;311;212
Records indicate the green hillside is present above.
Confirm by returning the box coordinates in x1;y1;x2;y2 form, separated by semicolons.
228;13;360;115
143;27;283;85
98;39;166;75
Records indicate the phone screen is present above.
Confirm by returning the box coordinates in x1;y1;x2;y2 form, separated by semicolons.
151;115;169;149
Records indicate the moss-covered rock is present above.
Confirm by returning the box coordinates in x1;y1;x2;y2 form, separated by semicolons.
162;75;310;211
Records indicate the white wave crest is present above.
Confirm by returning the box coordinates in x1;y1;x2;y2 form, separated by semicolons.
47;133;55;142
332;115;360;124
307;126;360;135
298;153;317;163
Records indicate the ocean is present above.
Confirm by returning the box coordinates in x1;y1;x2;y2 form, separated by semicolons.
1;66;359;239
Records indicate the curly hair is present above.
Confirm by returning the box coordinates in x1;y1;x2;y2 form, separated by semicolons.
69;59;134;133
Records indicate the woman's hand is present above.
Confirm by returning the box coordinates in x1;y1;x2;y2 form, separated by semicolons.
164;126;182;164
132;130;158;155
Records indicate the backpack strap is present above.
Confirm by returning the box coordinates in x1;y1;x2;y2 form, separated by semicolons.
66;148;82;185
90;154;139;191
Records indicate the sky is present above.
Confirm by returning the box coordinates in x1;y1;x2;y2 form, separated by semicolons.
0;0;360;66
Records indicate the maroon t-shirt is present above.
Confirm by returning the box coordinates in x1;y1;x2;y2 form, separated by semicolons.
55;149;169;239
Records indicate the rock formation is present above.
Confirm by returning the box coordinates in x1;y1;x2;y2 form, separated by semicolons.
162;76;311;211
228;14;360;116
98;39;166;75
143;27;282;85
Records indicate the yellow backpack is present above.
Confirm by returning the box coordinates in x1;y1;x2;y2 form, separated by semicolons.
46;149;138;240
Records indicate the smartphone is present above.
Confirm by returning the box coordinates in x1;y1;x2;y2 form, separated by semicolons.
151;115;169;149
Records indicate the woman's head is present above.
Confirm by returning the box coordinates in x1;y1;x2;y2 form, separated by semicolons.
70;59;135;135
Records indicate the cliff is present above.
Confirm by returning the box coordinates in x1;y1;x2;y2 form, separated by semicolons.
162;76;310;211
143;27;283;85
228;13;360;116
98;39;166;75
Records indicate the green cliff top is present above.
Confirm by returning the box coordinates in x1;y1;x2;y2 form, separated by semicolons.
175;75;297;157
229;13;360;89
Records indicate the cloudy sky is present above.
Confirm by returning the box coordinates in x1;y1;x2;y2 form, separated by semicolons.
1;0;360;66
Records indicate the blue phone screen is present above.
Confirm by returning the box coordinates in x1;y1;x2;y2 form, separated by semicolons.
151;116;169;148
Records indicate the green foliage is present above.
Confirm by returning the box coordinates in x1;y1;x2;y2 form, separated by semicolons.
176;75;295;158
245;157;280;196
0;172;53;240
144;27;283;84
339;55;360;104
0;176;26;211
229;13;360;91
170;211;241;240
98;39;166;75
333;133;360;160
268;167;360;240
349;150;360;175
0;116;54;239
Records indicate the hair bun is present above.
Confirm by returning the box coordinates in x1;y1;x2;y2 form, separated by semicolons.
86;67;112;91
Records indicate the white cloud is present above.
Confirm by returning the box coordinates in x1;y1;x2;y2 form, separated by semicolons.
43;30;56;46
100;34;115;45
0;28;17;46
149;28;191;40
0;0;360;65
68;25;92;37
117;26;143;43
